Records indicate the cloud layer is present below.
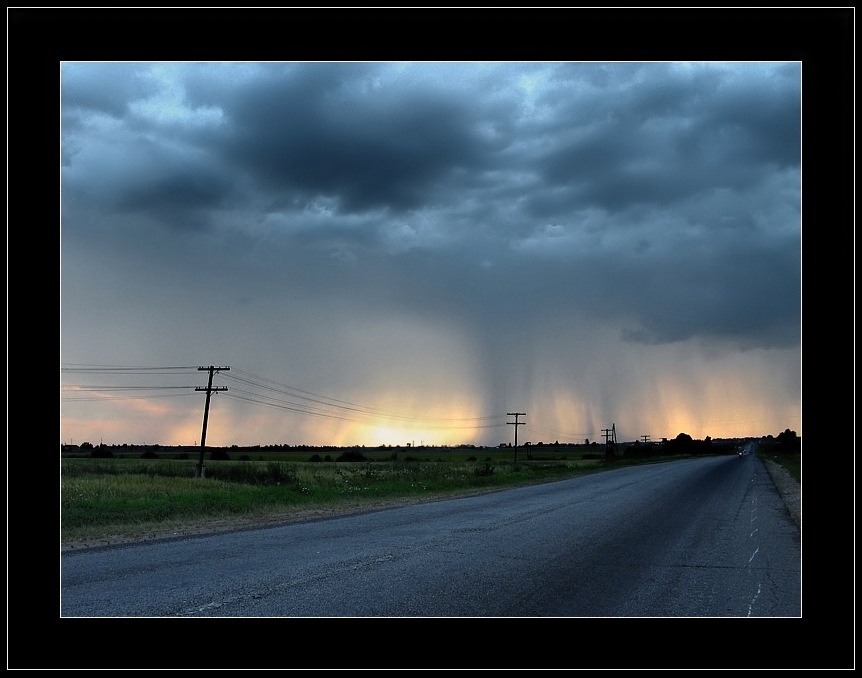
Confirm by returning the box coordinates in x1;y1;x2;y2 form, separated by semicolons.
61;61;802;447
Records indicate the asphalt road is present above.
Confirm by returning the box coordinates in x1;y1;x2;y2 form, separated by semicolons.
60;452;801;618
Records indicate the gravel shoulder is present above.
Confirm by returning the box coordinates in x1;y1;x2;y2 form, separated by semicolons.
761;457;801;529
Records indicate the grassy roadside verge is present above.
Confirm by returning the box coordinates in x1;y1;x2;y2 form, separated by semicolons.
754;442;801;482
61;443;798;548
61;452;666;547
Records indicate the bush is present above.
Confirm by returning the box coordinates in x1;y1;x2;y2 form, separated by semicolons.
90;447;114;459
775;429;801;453
336;450;367;462
475;462;494;477
207;461;297;485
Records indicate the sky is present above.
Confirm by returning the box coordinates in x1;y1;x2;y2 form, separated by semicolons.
59;60;803;448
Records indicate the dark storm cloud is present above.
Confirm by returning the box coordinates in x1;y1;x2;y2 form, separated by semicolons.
616;241;801;347
61;62;157;117
62;63;239;231
59;59;805;446
536;62;800;215
188;62;494;215
61;61;800;353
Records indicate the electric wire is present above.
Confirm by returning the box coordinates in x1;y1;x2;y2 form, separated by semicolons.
60;363;800;439
60;363;509;430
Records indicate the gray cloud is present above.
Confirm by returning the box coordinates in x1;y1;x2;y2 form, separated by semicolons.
60;60;802;446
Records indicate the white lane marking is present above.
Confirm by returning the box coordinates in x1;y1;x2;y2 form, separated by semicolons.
747;582;762;617
748;546;759;564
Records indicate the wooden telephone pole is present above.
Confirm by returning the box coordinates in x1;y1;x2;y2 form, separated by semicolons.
507;412;526;464
195;365;229;478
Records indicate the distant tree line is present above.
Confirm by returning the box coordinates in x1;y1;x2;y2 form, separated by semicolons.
62;429;799;461
621;433;733;459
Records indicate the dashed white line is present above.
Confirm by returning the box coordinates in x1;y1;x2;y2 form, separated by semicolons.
747;582;762;617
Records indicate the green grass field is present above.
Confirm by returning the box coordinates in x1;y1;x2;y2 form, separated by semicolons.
61;446;604;543
61;441;799;545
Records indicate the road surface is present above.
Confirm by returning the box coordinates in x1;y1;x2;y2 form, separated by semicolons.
60;452;801;617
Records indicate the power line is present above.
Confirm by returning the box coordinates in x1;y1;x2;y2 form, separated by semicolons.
61;392;197;402
61;364;510;434
60;364;799;442
60;364;199;373
224;368;502;425
224;389;507;429
62;385;198;390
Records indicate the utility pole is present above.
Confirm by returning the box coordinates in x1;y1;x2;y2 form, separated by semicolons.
602;423;618;460
641;434;650;444
507;412;526;464
195;365;229;478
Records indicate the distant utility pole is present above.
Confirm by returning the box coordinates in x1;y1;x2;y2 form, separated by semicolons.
602;423;618;460
641;435;650;444
195;365;230;478
507;412;526;464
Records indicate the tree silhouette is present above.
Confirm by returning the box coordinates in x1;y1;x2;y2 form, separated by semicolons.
775;428;800;452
